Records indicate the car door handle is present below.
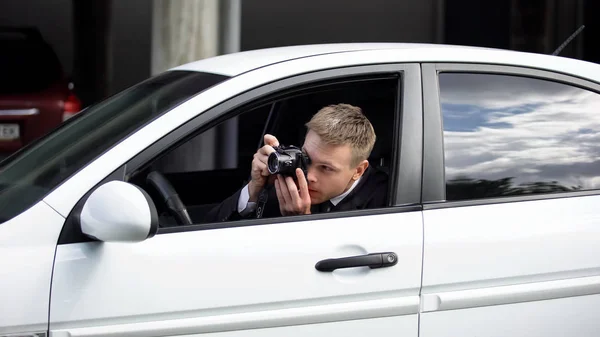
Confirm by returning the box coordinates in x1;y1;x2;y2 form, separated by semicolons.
315;252;398;272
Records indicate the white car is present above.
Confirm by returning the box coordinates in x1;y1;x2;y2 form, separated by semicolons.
2;43;600;337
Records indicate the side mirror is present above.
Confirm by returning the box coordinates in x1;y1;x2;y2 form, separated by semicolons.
80;181;159;242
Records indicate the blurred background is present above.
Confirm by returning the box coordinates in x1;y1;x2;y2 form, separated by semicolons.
0;0;598;157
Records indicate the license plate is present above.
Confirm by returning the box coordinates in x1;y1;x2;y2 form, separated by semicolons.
0;124;19;140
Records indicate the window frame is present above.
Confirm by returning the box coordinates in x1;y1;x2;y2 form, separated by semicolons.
422;62;600;209
118;63;423;234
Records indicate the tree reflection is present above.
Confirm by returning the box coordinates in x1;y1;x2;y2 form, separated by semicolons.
446;176;582;201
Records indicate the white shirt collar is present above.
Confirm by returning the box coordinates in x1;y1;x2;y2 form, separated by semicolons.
329;175;362;206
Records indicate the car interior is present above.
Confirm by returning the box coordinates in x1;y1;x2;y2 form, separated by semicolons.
128;75;400;227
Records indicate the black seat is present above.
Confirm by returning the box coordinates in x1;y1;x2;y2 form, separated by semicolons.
367;108;393;174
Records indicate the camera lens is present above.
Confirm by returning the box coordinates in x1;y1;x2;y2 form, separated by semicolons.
267;152;280;174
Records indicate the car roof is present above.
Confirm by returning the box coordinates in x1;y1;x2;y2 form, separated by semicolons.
170;43;600;83
170;43;482;76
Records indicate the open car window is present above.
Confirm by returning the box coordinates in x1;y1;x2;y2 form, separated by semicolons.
129;75;399;227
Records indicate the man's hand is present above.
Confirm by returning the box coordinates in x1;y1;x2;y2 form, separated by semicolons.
248;134;279;201
274;168;312;216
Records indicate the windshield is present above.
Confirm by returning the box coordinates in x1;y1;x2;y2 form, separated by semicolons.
0;70;229;223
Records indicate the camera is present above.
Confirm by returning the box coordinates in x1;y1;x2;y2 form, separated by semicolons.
267;145;311;177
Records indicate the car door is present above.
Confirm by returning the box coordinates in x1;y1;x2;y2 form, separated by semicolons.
48;63;424;337
420;63;600;336
0;202;64;337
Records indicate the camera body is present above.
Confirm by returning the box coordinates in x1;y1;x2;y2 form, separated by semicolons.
267;145;311;178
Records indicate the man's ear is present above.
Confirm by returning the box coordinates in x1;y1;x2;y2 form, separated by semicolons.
353;160;369;180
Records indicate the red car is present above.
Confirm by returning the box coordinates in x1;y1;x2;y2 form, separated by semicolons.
0;27;81;156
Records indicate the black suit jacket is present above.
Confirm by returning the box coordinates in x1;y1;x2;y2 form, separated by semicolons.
204;166;389;223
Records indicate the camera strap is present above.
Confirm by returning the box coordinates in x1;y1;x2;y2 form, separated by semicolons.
255;187;269;219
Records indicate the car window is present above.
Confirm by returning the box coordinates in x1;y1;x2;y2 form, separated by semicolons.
439;72;600;201
127;104;272;227
151;105;271;175
0;70;229;224
129;77;399;227
0;35;63;94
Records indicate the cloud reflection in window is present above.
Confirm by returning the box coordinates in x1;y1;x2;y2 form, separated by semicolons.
440;73;600;200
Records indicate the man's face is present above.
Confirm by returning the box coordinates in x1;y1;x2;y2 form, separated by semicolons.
302;130;359;204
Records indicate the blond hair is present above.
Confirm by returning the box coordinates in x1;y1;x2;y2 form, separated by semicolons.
305;104;376;167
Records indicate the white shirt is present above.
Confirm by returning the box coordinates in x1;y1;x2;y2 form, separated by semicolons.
329;175;361;206
237;176;362;215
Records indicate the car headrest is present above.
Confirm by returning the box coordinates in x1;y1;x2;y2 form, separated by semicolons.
367;113;393;169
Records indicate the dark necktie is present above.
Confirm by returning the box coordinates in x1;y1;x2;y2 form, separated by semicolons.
320;201;334;213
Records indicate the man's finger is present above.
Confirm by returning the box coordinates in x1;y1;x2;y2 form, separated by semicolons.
274;179;285;204
251;158;261;173
257;153;269;165
277;175;292;205
260;166;270;177
258;145;275;156
264;134;280;148
295;168;310;201
285;175;301;204
253;158;269;176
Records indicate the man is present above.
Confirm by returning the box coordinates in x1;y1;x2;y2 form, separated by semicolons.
205;103;388;222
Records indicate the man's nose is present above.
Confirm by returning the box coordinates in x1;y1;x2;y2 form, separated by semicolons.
306;166;317;183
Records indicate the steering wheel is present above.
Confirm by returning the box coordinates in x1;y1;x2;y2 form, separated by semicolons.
146;171;193;226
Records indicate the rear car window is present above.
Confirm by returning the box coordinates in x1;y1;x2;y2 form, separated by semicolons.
0;39;63;94
439;72;600;201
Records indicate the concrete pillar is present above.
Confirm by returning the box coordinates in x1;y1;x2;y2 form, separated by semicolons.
151;0;219;75
151;0;220;173
217;0;241;169
150;0;243;174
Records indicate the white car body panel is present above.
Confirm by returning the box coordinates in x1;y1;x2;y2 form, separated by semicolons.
421;274;600;312
0;201;64;336
50;212;423;336
168;43;411;76
53;316;416;337
420;294;600;337
422;195;600;293
421;195;600;335
171;43;600;81
172;43;600;82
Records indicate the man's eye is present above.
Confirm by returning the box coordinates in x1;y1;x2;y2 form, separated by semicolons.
322;166;333;172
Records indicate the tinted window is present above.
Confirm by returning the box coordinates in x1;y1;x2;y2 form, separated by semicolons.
0;37;63;93
440;73;600;201
0;71;228;224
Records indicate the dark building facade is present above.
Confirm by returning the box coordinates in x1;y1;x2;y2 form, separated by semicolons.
0;0;597;107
